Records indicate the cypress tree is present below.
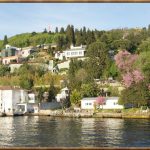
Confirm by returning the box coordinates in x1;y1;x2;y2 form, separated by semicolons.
3;35;8;46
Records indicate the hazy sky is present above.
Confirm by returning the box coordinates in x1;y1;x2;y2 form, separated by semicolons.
0;3;150;39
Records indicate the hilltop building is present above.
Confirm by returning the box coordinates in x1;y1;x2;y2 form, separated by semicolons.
55;44;86;60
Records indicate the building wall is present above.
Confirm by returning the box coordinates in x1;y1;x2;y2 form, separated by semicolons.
21;48;33;58
40;102;61;110
81;97;123;110
57;60;70;70
81;99;96;109
64;49;85;59
9;63;23;73
0;89;28;115
2;56;19;65
103;98;123;109
28;93;35;103
0;90;13;113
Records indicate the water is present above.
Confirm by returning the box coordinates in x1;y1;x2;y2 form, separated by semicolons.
0;116;150;147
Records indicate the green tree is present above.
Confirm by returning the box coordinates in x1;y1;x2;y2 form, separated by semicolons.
0;65;10;76
3;35;8;46
60;96;71;109
66;25;75;46
86;30;95;45
137;38;150;53
70;89;82;105
43;28;48;33
81;83;98;97
60;27;65;34
48;80;56;102
55;27;59;33
37;87;45;102
119;81;150;107
135;51;150;82
19;76;34;90
86;41;109;79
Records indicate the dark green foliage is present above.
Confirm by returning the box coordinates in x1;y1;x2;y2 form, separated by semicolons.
60;96;71;108
66;25;75;46
60;27;65;34
55;27;59;33
37;87;45;102
70;89;82;105
119;81;150;107
19;77;34;90
111;39;131;50
48;80;56;102
68;59;86;90
86;30;95;45
137;38;150;53
3;35;8;46
55;35;66;51
0;65;10;76
86;41;109;79
43;28;48;33
81;83;98;97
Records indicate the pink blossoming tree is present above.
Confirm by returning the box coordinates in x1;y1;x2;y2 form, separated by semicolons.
115;50;144;88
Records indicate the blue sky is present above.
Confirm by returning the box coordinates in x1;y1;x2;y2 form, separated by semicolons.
0;3;150;39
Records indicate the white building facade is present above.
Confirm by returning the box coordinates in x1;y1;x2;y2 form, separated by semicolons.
55;45;86;60
0;87;28;115
81;97;123;110
56;87;69;102
21;46;35;58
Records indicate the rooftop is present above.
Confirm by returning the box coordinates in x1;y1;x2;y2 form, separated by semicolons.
82;97;119;101
0;86;22;90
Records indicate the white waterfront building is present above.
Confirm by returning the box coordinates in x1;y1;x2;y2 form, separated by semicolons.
0;86;38;115
81;97;123;110
0;86;28;115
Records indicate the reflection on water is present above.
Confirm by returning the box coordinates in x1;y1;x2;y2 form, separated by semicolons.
0;116;150;147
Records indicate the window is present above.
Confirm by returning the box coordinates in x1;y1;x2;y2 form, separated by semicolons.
79;51;82;55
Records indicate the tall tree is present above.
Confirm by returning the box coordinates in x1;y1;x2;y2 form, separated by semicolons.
55;27;59;33
43;28;48;33
86;30;95;45
86;41;109;79
3;35;8;46
60;27;65;34
48;79;56;102
66;25;75;47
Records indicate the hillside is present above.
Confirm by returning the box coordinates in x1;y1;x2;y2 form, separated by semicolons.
0;32;66;49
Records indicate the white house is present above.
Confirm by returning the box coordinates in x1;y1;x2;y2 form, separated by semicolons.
57;60;70;70
55;52;65;60
9;63;23;73
81;97;123;110
55;45;86;60
64;45;86;59
0;86;28;115
56;87;69;102
2;55;22;65
102;97;123;109
28;93;36;103
21;46;35;58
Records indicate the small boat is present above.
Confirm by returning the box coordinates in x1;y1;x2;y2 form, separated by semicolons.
13;111;24;116
0;112;6;117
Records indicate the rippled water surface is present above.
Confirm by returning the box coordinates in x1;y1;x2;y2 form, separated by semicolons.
0;116;150;147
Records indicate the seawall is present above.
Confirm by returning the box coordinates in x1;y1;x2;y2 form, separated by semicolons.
38;109;150;119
